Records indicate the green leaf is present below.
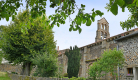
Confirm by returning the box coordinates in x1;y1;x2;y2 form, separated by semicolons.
6;16;9;21
136;1;138;7
91;16;95;22
95;10;104;17
81;4;85;8
63;2;67;9
61;12;66;19
76;18;81;25
111;3;118;15
116;0;124;7
57;23;60;27
92;12;96;18
86;19;91;26
92;8;94;11
69;27;72;32
12;15;15;21
15;12;17;15
79;28;82;34
83;17;86;24
122;7;125;12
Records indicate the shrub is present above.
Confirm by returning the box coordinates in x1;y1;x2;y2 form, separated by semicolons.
69;77;86;80
63;73;68;77
11;71;18;74
31;52;58;77
88;48;125;80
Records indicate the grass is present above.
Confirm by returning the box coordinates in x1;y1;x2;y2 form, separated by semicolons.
0;72;11;80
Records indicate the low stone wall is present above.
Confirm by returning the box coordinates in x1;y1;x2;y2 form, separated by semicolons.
7;72;69;80
0;63;22;75
0;63;39;76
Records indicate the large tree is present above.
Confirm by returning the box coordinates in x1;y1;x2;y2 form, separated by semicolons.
65;45;81;78
0;10;57;76
0;0;137;33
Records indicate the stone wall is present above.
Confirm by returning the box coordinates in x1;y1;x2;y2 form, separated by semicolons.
0;63;22;75
117;35;138;80
7;72;69;80
0;63;39;76
57;29;138;79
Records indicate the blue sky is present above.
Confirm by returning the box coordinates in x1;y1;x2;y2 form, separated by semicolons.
0;0;133;50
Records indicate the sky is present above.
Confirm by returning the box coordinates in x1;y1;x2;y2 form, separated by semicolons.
0;0;133;51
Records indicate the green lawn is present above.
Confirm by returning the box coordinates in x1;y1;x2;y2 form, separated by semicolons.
0;72;11;80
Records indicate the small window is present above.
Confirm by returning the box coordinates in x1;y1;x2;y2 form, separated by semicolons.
127;68;133;75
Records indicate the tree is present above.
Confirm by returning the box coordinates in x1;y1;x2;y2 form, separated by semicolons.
30;51;58;77
105;0;138;31
1;0;137;33
65;45;81;78
0;25;5;65
0;10;57;76
88;48;125;80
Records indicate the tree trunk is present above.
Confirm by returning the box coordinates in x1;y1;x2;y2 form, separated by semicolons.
24;62;31;76
20;62;25;75
20;62;31;76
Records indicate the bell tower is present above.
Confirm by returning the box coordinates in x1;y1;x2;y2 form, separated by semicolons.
95;18;110;42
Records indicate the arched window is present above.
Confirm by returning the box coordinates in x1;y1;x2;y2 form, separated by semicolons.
101;31;103;39
104;32;107;39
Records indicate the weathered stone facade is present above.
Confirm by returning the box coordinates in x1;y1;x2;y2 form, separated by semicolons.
58;18;138;80
115;32;138;80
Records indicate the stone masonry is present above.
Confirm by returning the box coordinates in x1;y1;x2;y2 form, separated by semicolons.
58;18;138;80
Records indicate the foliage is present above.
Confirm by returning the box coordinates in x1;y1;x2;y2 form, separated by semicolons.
0;25;6;65
31;51;58;77
0;10;57;75
105;0;138;31
88;48;125;80
55;63;64;78
11;71;18;74
63;73;68;77
1;0;138;33
69;77;86;80
65;45;81;78
0;0;107;34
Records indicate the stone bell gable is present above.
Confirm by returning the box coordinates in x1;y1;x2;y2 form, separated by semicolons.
95;17;110;42
57;17;138;80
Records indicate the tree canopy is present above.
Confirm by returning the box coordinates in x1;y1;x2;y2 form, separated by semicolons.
1;0;138;33
0;10;57;75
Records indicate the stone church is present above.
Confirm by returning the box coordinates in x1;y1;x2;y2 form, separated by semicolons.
57;18;138;80
0;18;138;80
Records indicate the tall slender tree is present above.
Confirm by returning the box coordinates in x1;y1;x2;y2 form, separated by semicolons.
65;45;81;78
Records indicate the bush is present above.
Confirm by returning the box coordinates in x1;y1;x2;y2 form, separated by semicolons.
11;71;18;74
63;73;68;77
69;77;86;80
88;48;125;80
31;52;58;77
